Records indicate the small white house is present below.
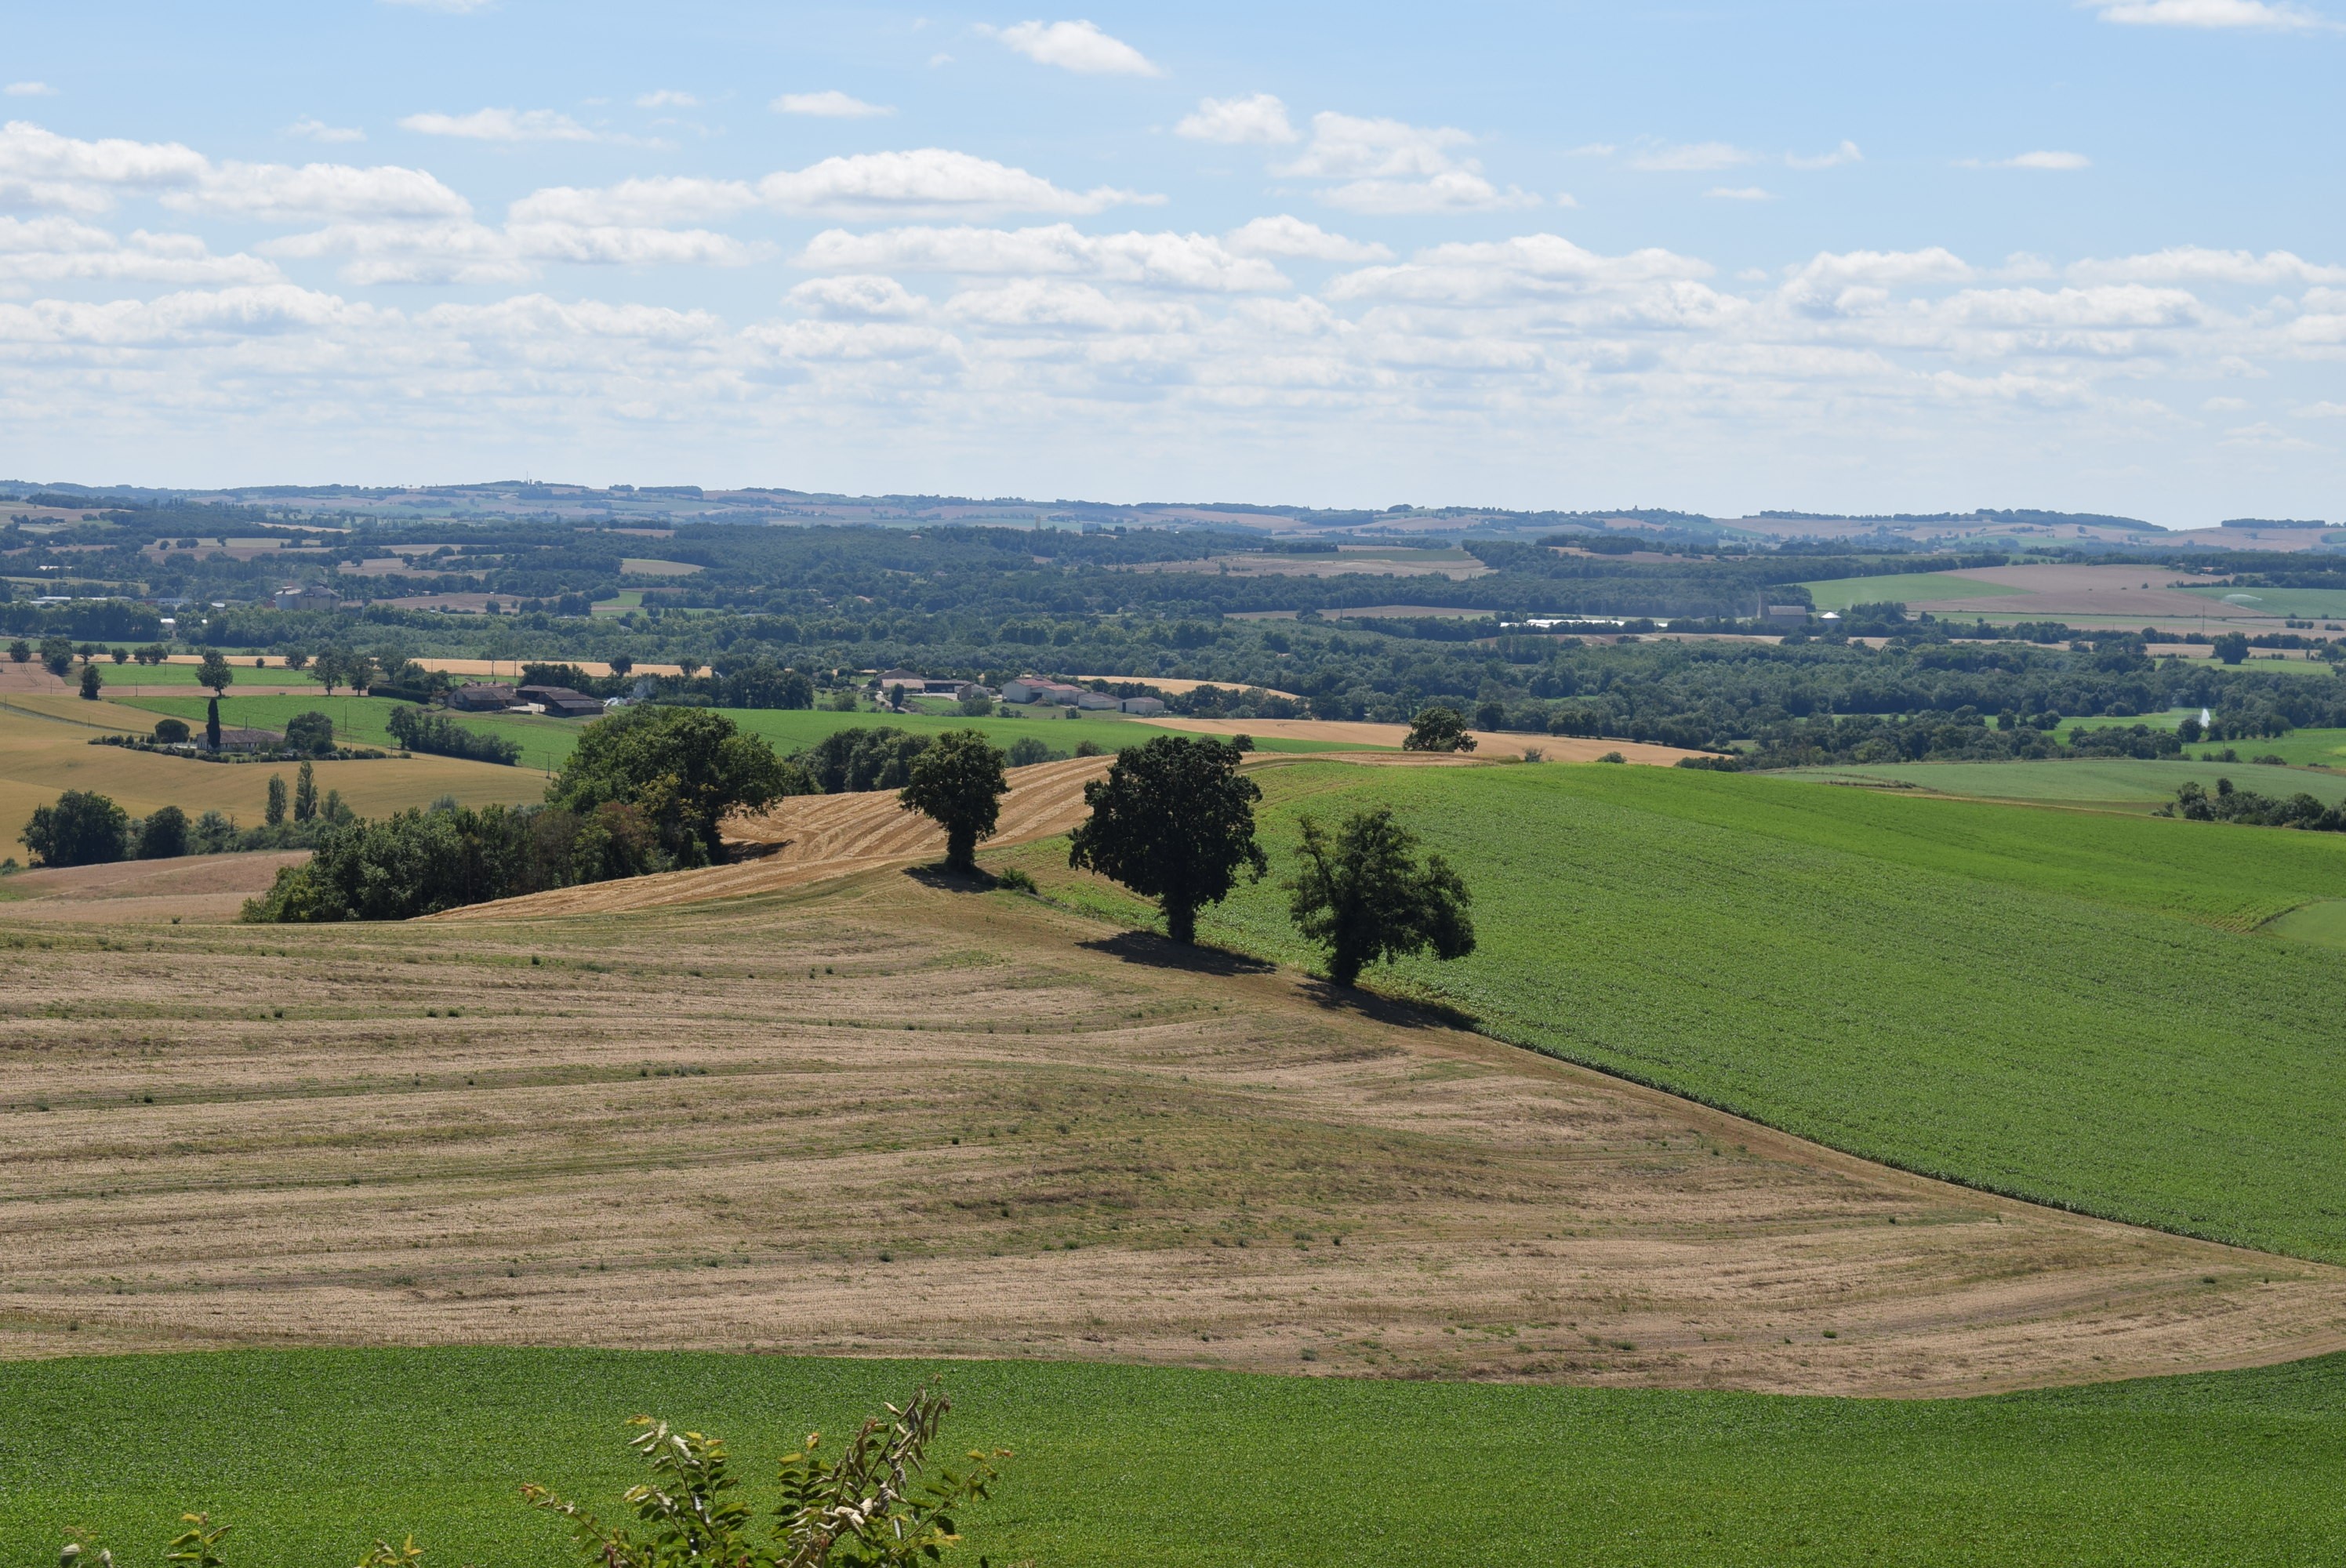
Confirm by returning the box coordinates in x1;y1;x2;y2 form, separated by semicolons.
1119;696;1166;715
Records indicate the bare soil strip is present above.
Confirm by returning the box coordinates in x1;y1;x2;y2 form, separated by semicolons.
6;865;2342;1394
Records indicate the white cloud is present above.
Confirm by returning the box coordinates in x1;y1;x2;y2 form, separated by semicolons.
1708;186;1776;201
982;20;1162;76
1222;216;1391;263
2294;401;2346;417
797;223;1286;291
286;118;366;144
944;278;1193;334
509;178;757;226
1276;112;1473;180
636;90;699;109
1175;94;1296;145
169;162;471;222
398;108;596;143
259;220;528;285
0;120;209;212
5;83;59;98
0;216;281;287
1322;171;1539;215
507;223;761;269
1629;141;1756;172
2069;246;2346;286
772;90;894;118
758;149;1156;217
1328;234;1714;305
1785;140;1863;170
788;274;931;320
1964;151;2093;170
2091;0;2340;28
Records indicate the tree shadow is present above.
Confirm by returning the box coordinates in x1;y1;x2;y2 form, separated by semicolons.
1294;977;1479;1033
1077;929;1276;977
902;862;1001;894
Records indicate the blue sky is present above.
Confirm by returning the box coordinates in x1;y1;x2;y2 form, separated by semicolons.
2;0;2341;522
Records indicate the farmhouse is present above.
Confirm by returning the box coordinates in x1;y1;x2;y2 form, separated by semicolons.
1118;695;1166;715
445;682;517;712
514;684;606;718
208;725;282;753
1002;677;1120;708
274;584;341;612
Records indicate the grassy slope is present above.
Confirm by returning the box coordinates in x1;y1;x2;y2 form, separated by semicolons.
1004;762;2346;1261
5;1348;2344;1568
2177;584;2346;618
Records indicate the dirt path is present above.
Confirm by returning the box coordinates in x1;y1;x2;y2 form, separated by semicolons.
8;863;2346;1393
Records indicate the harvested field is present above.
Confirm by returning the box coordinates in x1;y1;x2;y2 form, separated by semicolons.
0;849;302;922
5;841;2345;1394
1810;563;2275;623
434;753;1115;919
0;702;542;833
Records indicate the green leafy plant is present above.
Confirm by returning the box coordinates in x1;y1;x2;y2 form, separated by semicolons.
897;731;1008;874
164;1514;231;1568
1402;706;1476;753
525;1383;1005;1568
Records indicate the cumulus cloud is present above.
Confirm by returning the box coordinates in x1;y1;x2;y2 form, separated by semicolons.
1175;94;1296;145
1276;112;1473;180
1222;216;1391;263
772;90;894;118
797;223;1286;291
1785;140;1864;170
5;82;59;98
2091;0;2340;28
398;108;596;142
758;149;1156;217
169;162;471;222
286;118;366;143
982;20;1162;76
509;177;757;226
1964;151;2092;170
1629;141;1756;172
1323;171;1538;214
258;220;528;285
788;274;931;320
0;120;208;211
0;216;281;287
945;278;1193;334
2068;246;2346;286
1328;234;1715;305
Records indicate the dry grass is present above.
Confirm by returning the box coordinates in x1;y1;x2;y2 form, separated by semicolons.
6;856;2344;1395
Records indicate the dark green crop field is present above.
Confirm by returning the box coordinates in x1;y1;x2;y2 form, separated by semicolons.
5;1348;2344;1568
1003;760;2346;1261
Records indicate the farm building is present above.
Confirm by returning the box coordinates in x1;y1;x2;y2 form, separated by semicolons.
274;584;341;612
1118;696;1166;715
514;684;606;718
1002;677;1119;709
445;683;517;711
1761;604;1811;628
207;726;282;753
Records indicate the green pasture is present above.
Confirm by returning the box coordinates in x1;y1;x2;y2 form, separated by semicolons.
2177;584;2346;619
1775;757;2346;808
110;696;1363;789
1799;571;2028;611
114;695;580;774
2266;899;2346;949
1004;760;2346;1262
6;1348;2345;1568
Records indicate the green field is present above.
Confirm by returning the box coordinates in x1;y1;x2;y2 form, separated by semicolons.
2177;584;2346;619
1004;761;2346;1261
2266;898;2346;949
6;1348;2345;1568
111;696;1366;782
1799;571;2028;611
1777;757;2346;808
